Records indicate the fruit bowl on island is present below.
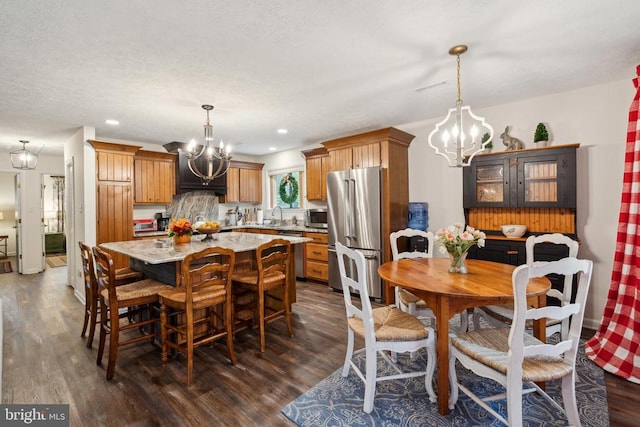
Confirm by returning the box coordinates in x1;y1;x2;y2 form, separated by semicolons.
197;221;222;241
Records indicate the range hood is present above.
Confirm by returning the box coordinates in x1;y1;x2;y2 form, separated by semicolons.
163;141;227;195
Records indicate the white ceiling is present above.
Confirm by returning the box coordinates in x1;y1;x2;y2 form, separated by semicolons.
1;1;639;157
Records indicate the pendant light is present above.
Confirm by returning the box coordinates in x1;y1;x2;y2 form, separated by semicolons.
184;105;232;183
428;45;493;167
10;140;39;170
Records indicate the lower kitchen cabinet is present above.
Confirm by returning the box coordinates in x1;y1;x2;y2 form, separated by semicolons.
304;232;328;282
468;237;578;304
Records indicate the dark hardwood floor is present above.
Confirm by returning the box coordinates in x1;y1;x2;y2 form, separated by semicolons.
0;258;638;426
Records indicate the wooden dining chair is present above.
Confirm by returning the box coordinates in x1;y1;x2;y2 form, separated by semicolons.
232;238;293;352
472;233;579;339
79;241;143;348
93;246;173;380
158;246;236;386
335;242;437;414
390;228;470;332
450;257;593;426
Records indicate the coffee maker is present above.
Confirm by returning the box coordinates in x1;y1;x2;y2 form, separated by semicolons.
155;212;171;231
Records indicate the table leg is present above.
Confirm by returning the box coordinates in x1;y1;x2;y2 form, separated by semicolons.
435;296;451;415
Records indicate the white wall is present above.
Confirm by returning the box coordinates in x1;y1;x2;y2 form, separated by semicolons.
399;78;631;329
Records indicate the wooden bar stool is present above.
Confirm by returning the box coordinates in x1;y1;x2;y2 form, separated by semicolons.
158;247;236;386
93;246;173;380
232;238;293;352
79;242;144;348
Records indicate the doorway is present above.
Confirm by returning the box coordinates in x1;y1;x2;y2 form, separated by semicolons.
0;172;17;272
42;174;67;269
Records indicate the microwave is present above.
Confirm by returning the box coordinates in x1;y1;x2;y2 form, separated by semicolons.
133;218;158;232
306;209;328;229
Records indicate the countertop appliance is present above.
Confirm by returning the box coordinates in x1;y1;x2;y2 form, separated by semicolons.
155;212;171;231
327;167;383;300
133;218;158;233
305;208;328;229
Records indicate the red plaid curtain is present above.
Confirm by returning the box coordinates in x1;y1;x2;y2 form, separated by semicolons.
585;65;640;383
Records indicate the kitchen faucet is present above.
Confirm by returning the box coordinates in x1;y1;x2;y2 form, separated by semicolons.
271;206;283;225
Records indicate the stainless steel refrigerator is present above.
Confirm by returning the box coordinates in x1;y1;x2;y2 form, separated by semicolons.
327;167;384;300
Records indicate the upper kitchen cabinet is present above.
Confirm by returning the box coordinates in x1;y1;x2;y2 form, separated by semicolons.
92;140;139;182
133;150;176;205
221;160;264;203
302;147;329;201
463;144;578;209
163;141;227;195
322;127;414;172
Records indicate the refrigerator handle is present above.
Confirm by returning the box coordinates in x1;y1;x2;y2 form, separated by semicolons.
348;177;356;241
343;177;351;240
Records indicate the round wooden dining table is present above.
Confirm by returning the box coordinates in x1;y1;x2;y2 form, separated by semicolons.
378;257;550;416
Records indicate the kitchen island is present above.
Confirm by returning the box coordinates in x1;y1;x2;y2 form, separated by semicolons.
101;232;311;304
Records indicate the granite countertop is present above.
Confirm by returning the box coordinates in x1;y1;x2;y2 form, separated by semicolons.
231;224;328;233
101;232;312;265
132;225;327;238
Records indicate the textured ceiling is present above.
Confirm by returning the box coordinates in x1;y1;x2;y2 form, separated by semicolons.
1;1;639;157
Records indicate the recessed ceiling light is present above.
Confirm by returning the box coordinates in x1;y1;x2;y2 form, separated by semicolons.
105;119;120;125
269;147;277;151
277;128;288;134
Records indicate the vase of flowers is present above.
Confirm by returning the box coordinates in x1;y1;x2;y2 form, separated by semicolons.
435;223;486;274
168;218;193;244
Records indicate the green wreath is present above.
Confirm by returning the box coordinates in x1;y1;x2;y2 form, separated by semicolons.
279;173;299;205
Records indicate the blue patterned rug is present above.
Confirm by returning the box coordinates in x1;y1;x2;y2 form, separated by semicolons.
282;341;608;426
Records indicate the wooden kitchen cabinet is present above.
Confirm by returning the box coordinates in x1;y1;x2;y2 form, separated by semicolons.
304;232;328;282
222;161;264;203
133;150;176;204
464;144;579;236
326;141;380;172
463;144;578;209
302;147;330;201
90;140;141;269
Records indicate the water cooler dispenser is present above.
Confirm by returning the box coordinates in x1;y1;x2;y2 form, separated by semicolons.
407;202;430;254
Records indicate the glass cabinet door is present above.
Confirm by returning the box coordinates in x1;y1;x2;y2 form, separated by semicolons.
476;165;505;203
522;158;558;203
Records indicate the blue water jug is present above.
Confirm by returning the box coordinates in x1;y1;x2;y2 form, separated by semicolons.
408;202;428;231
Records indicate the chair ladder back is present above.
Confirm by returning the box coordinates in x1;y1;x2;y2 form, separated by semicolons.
257;239;290;278
525;233;579;301
510;257;593;364
92;246;118;304
335;243;374;324
390;228;434;260
182;247;235;301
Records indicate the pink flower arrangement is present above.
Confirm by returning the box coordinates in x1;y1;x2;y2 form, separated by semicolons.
435;223;486;257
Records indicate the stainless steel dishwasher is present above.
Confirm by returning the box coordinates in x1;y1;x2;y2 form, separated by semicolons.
277;230;304;279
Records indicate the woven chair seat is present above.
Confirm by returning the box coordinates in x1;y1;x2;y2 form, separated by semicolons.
397;288;429;308
451;328;572;382
100;279;172;303
348;306;429;342
158;285;226;304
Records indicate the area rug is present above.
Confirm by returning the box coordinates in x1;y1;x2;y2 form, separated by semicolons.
282;340;608;426
0;261;11;274
45;255;66;268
